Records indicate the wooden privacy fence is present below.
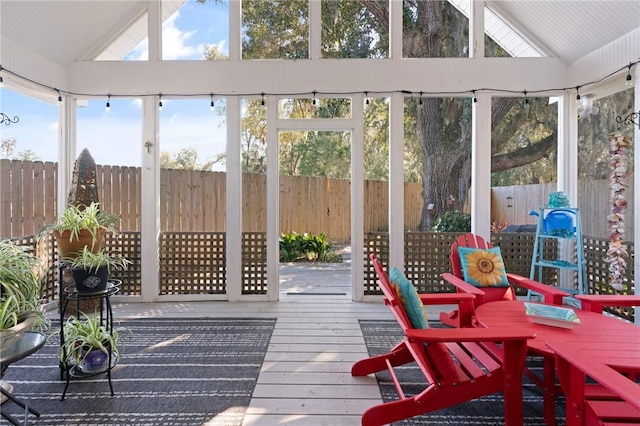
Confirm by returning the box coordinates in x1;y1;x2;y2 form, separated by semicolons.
492;181;635;240
1;160;423;242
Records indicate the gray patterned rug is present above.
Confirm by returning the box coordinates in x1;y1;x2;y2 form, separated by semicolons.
1;318;276;425
359;320;566;426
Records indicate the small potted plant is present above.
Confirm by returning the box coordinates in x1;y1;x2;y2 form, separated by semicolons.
63;246;130;293
59;311;126;373
37;202;120;258
0;240;48;349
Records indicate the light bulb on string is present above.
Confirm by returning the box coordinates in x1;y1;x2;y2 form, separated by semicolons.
57;90;62;105
625;63;633;86
312;91;317;107
261;93;265;107
418;91;423;107
365;91;370;106
576;86;581;101
158;94;163;111
210;93;215;111
472;90;477;103
0;75;4;88
105;94;111;112
523;90;529;109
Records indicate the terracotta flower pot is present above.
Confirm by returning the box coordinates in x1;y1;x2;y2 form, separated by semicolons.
54;229;105;258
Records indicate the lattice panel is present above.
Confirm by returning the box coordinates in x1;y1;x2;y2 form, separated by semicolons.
584;236;635;322
492;232;556;295
364;232;389;294
105;231;141;295
242;232;267;295
8;235;57;303
405;232;459;293
160;232;226;295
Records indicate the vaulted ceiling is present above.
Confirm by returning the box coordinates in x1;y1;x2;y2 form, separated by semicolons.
1;0;638;68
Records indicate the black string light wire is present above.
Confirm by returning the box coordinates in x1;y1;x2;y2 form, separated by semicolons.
0;60;637;112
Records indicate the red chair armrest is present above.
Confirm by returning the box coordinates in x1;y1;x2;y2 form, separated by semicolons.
575;295;640;313
418;292;475;306
406;327;535;343
441;273;485;296
506;273;569;305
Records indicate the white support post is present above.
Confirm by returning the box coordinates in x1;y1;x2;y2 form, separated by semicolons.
226;97;242;302
57;95;76;212
388;92;405;272
556;93;579;291
557;93;578;204
469;0;485;58
147;0;162;61
352;94;365;301
228;0;241;60
633;72;639;323
140;96;160;302
308;0;321;60
389;0;403;59
266;96;279;301
471;93;491;239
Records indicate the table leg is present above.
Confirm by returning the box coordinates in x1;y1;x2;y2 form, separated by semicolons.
0;384;41;425
543;356;557;426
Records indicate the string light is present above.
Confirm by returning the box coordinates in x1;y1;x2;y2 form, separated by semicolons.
312;91;317;106
626;63;633;86
0;75;4;88
365;91;369;105
210;93;215;110
158;93;163;110
0;60;636;112
105;94;111;112
419;91;423;107
472;90;477;103
575;86;581;101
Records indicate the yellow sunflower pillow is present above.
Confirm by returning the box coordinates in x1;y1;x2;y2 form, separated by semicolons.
458;247;509;287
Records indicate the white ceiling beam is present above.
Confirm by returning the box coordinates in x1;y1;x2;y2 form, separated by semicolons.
64;57;569;97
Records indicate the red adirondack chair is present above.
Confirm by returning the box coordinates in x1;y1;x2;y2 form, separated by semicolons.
440;232;569;327
351;253;534;426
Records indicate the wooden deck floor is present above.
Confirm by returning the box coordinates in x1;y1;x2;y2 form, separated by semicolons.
110;293;453;425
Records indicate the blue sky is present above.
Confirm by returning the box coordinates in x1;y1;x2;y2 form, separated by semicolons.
0;0;229;170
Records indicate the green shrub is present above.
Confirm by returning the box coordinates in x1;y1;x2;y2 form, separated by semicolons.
279;232;341;262
431;211;471;232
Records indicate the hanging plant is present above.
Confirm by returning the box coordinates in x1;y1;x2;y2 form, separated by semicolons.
606;132;630;291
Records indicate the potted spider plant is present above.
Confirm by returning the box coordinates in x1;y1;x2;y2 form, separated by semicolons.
63;246;130;293
58;311;127;373
0;240;48;349
37;202;120;258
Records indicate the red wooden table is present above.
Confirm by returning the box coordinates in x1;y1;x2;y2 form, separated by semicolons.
546;340;640;425
475;300;640;426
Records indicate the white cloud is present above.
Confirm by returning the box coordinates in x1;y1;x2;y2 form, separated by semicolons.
126;10;206;61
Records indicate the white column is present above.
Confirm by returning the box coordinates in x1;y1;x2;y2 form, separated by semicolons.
633;72;640;321
469;0;485;58
389;92;405;271
140;96;160;302
352;94;365;301
57;95;76;212
471;93;491;239
226;97;242;301
308;0;321;60
389;0;403;59
228;0;241;60
557;93;578;204
266;96;279;301
147;0;162;61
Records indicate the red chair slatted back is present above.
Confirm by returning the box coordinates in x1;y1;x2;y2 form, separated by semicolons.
450;232;515;303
